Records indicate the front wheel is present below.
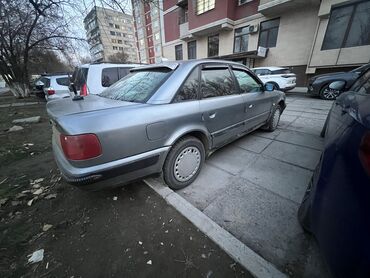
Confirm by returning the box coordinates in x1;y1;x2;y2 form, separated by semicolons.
163;136;205;190
320;84;341;100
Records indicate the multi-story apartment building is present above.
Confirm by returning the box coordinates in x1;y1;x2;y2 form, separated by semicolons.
84;6;138;62
162;0;370;85
131;0;164;64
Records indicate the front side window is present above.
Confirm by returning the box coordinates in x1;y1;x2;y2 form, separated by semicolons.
174;67;199;102
322;1;370;50
175;44;183;60
196;0;215;15
188;41;197;59
234;26;249;53
259;18;280;48
233;69;262;93
99;68;172;103
208;34;219;57
350;69;370;94
201;67;236;98
101;68;119;87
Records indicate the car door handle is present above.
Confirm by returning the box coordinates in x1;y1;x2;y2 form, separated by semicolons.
245;104;253;112
209;112;216;119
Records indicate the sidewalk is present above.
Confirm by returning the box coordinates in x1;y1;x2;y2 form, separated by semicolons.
286;87;308;94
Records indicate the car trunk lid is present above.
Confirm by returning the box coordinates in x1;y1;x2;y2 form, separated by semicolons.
46;95;140;120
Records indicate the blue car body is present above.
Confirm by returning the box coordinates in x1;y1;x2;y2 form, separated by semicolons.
299;69;370;277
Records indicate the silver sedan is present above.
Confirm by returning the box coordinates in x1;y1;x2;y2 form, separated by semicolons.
47;59;286;190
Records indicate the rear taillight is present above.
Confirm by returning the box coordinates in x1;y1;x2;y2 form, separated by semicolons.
359;132;370;176
80;83;88;96
47;89;55;95
60;134;101;160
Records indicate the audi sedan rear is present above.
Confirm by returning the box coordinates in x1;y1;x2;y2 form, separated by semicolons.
47;60;286;190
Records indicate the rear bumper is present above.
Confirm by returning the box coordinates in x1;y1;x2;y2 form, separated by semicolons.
52;139;170;190
281;84;296;91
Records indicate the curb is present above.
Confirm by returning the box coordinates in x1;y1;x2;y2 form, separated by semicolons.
144;178;287;278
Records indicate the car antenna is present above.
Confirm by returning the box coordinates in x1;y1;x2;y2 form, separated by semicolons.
68;73;84;101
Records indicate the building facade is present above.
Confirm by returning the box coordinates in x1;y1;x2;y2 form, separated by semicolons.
84;6;138;62
162;0;370;85
131;0;164;64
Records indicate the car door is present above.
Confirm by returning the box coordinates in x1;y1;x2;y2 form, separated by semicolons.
232;67;273;130
199;64;245;148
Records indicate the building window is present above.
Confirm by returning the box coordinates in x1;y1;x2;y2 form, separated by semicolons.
208;34;219;57
119;46;123;50
115;24;120;29
322;1;370;50
116;32;122;37
188;41;196;59
109;23;114;27
234;26;249;53
112;39;117;43
258;18;280;48
117;39;122;44
110;31;115;36
154;32;160;41
175;44;183;60
196;0;215;15
113;46;118;50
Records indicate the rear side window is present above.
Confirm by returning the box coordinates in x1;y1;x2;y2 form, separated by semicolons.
56;77;70;86
233;70;262;93
174;67;199;102
271;69;291;75
201;67;237;98
40;77;50;87
99;68;172;103
72;67;88;90
102;68;119;87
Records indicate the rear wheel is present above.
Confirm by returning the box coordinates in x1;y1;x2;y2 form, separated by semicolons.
320;84;341;100
163;136;205;190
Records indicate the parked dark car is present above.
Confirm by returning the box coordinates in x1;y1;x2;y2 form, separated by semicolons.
298;68;370;277
47;60;286;191
307;63;370;100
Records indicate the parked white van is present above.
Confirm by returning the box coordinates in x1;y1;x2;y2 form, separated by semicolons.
71;63;141;96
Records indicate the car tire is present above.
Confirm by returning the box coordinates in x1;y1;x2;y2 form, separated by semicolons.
163;136;205;190
319;84;341;100
298;184;313;233
264;105;282;132
266;82;279;90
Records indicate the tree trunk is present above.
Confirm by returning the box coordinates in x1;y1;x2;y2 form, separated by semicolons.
9;82;30;98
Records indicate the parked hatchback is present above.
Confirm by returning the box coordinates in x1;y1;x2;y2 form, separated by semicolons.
298;68;370;277
70;63;140;96
47;60;286;191
251;66;296;91
33;74;71;101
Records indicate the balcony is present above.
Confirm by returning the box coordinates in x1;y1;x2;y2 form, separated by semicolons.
258;0;320;15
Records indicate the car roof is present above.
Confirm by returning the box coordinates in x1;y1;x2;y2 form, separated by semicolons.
79;63;142;68
251;66;287;70
130;59;248;72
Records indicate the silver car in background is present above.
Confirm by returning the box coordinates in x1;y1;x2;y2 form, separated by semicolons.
47;60;286;190
35;74;71;101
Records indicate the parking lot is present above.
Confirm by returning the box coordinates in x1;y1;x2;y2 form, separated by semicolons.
149;94;333;277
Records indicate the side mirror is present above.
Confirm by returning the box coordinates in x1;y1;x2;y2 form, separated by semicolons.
264;83;274;92
329;80;345;91
35;80;44;87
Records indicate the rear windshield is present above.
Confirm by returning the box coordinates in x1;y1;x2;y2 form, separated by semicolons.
56;77;70;86
71;67;88;90
271;69;291;74
99;68;172;103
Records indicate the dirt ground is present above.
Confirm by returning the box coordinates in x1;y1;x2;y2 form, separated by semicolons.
0;93;251;278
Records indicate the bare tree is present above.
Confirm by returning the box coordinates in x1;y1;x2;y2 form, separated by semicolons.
107;51;129;63
0;0;84;97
